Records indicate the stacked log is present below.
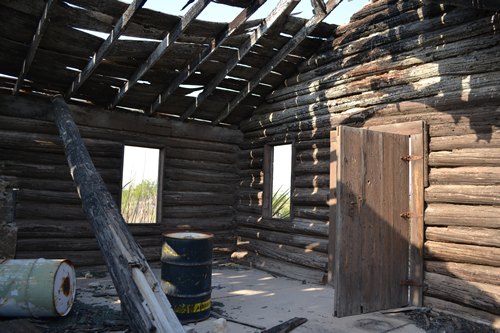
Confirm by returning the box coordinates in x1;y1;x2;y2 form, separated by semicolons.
236;0;500;325
0;177;17;258
0;95;241;266
236;142;329;283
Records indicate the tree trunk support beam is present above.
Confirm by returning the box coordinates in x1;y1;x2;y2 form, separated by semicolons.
51;95;184;333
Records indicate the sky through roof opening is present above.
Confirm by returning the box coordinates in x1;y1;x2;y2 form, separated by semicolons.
118;0;370;25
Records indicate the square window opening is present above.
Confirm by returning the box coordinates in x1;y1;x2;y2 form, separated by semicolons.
121;145;161;224
266;143;293;220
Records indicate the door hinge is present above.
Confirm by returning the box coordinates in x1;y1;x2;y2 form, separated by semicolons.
401;155;422;161
400;279;422;287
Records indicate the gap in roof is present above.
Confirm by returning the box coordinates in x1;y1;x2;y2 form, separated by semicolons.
73;28;161;42
118;0;369;25
118;0;238;21
327;0;370;25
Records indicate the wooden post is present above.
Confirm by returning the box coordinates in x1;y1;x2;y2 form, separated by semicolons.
51;96;184;333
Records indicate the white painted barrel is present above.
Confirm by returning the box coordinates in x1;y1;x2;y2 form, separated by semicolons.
0;258;76;317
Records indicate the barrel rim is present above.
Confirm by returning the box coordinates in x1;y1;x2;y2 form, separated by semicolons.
162;231;214;240
52;259;76;316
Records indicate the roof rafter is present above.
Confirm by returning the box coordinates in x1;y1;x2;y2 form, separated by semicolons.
147;0;268;116
110;0;212;109
65;0;147;100
213;0;342;124
177;0;301;121
13;0;55;95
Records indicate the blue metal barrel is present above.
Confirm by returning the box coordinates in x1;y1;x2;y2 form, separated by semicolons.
161;231;213;323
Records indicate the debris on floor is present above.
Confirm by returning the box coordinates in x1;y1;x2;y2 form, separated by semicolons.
0;263;494;333
404;308;496;333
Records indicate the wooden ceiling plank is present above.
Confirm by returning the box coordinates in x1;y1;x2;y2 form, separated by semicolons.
64;0;147;99
178;0;301;121
110;0;211;109
213;0;342;124
147;0;269;115
13;0;56;95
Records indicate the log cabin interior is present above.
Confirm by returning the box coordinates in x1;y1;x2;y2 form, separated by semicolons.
0;0;499;331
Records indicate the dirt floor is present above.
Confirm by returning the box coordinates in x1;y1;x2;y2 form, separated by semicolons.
0;263;495;333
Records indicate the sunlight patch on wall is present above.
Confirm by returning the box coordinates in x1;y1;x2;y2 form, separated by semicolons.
461;75;471;101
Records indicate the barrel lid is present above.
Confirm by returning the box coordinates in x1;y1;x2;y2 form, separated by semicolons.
53;259;76;316
163;231;213;240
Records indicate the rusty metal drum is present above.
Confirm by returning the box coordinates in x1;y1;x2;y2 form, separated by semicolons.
0;258;76;317
161;231;213;323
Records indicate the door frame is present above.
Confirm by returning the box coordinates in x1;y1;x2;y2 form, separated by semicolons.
328;120;425;308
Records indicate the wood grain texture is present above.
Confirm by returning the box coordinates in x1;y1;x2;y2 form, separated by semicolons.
335;126;410;316
424;296;500;329
425;204;500;228
327;130;337;284
425;272;500;315
429;148;500;166
239;237;328;270
426;226;500;247
425;241;500;267
425;261;500;286
51;96;184;333
425;185;500;205
232;251;326;283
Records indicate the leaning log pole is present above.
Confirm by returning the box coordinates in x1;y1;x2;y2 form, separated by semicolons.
51;95;184;333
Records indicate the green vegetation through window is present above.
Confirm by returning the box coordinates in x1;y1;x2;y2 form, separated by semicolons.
121;146;160;224
271;144;292;219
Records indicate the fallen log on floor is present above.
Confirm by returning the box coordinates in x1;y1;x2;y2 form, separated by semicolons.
51;96;184;333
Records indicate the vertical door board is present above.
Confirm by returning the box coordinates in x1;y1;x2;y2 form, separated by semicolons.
334;126;364;316
409;132;424;306
328;130;337;285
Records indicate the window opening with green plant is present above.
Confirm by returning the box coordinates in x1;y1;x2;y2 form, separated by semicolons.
271;144;292;219
121;145;160;223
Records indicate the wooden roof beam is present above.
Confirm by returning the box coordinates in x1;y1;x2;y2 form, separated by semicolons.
110;0;212;109
177;0;301;121
426;0;500;12
147;0;269;115
64;0;147;100
13;0;55;95
213;0;342;125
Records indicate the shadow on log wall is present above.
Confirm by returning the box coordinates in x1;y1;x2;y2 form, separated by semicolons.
235;0;499;326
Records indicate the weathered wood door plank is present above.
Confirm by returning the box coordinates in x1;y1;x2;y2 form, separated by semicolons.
334;125;411;317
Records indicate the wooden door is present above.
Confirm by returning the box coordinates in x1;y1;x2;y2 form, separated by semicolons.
334;125;411;317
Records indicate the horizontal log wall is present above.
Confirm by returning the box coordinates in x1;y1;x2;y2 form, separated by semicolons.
0;95;241;267
236;0;500;325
